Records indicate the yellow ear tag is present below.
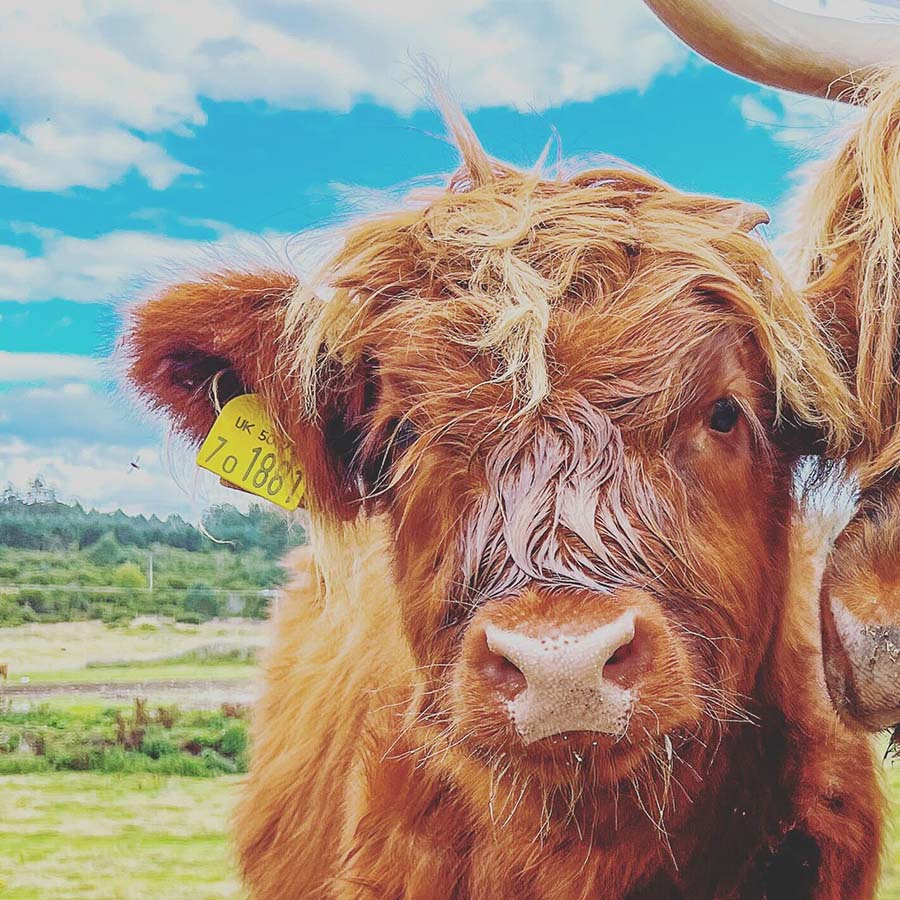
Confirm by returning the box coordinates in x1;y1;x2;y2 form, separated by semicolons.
196;394;305;511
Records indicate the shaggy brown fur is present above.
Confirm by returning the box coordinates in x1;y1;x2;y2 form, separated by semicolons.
793;68;900;730
122;103;885;898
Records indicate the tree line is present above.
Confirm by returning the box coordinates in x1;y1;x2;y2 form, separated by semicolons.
0;477;304;556
0;478;306;625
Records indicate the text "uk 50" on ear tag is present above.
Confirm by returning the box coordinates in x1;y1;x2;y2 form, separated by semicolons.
196;394;305;511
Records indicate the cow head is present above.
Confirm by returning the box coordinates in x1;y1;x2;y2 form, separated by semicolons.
642;0;900;733
123;127;858;791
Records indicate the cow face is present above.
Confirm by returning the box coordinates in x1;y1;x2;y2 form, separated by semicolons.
820;483;900;731
124;139;856;789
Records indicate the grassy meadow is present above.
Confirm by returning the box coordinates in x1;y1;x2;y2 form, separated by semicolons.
881;761;900;899
0;774;243;900
1;620;900;898
0;492;284;896
0;619;257;897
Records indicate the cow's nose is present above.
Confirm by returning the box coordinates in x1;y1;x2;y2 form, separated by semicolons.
480;611;642;744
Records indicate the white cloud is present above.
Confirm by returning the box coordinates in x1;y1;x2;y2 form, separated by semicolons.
738;90;862;151
775;0;899;20
0;380;253;518
0;435;249;519
0;225;298;303
2;0;896;193
0;352;103;383
0;379;149;443
0;122;196;192
0;0;688;192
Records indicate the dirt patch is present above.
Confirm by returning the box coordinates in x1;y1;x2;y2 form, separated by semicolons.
0;679;259;709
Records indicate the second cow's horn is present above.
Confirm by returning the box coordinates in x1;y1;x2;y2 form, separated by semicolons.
643;0;900;103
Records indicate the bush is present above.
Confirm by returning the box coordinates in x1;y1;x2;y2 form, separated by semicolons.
18;588;52;615
156;705;179;729
175;611;202;625
200;748;237;774
85;532;124;566
0;702;250;777
140;729;178;759
0;597;25;625
112;562;147;589
101;607;133;626
218;723;247;757
98;746;130;773
0;755;51;774
0;731;21;753
242;593;272;619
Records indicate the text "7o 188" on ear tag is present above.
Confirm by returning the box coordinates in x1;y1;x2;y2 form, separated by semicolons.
196;394;305;511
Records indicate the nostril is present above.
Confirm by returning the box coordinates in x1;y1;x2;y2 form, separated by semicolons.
477;628;528;700
606;639;634;668
602;623;646;689
481;648;528;700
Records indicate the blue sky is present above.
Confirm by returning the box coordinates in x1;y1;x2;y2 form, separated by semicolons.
0;0;895;518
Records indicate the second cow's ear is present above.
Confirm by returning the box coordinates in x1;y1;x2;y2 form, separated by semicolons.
122;270;376;519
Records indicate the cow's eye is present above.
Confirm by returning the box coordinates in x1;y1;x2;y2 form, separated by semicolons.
709;397;740;433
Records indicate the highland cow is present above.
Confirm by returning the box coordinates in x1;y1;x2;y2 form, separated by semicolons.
121;2;900;897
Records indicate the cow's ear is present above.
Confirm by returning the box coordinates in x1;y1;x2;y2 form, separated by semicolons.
123;271;298;443
674;195;770;233
123;270;375;519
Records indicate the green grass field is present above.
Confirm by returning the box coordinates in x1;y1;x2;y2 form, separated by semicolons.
2;622;900;898
0;774;244;900
23;663;255;685
0;766;897;899
881;762;900;899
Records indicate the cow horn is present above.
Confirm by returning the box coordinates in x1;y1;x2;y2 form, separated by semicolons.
643;0;900;104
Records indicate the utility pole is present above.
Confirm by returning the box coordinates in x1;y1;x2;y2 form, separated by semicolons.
148;551;154;593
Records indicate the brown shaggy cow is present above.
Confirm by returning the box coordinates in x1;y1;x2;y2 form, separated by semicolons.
121;4;900;898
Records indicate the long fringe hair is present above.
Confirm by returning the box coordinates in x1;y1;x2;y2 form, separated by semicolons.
278;99;856;463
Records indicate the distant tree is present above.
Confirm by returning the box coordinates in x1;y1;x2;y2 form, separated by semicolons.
0;480;308;625
0;480;222;553
24;476;57;505
85;532;123;566
78;525;105;548
201;502;303;555
112;562;147;589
